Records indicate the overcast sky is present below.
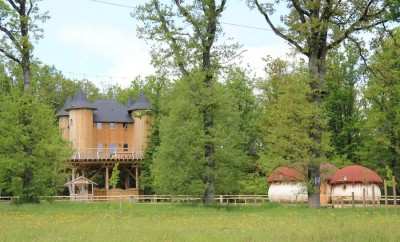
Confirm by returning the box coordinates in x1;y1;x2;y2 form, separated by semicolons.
34;0;292;88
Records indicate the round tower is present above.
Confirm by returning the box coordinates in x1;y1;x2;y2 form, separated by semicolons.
128;93;152;157
65;90;97;155
56;97;71;141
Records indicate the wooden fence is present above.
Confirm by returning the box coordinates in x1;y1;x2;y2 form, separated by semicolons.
1;194;399;207
0;195;270;205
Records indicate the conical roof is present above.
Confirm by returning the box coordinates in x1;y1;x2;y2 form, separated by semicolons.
56;97;71;117
127;98;135;107
330;165;383;185
128;93;151;112
268;166;305;183
65;90;96;111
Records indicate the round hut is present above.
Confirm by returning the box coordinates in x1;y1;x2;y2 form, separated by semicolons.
267;166;308;202
330;165;383;201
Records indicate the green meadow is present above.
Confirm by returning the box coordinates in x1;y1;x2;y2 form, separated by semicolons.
0;202;399;242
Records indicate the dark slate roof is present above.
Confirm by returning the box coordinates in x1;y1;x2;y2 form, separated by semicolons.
128;93;152;112
56;97;71;117
65;90;97;111
93;100;133;123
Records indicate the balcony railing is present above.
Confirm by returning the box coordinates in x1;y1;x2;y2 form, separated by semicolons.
72;148;144;160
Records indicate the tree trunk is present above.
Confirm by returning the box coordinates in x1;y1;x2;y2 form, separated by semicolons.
22;58;31;91
307;50;327;208
19;0;31;92
203;71;215;204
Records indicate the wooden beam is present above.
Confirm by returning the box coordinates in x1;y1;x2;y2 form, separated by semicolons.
135;166;139;190
105;167;109;193
71;168;76;196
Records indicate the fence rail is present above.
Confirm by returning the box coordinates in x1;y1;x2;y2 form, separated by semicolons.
0;194;398;207
0;195;269;204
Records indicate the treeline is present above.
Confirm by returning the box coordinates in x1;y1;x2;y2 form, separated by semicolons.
0;0;399;204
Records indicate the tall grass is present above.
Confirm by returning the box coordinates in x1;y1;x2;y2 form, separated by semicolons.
0;202;399;242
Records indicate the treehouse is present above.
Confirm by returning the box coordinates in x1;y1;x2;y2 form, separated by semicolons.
57;90;152;197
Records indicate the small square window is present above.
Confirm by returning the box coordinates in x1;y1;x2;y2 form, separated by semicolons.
123;123;128;129
96;123;102;129
109;123;116;129
123;144;128;151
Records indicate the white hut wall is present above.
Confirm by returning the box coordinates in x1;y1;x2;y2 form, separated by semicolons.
268;182;308;202
331;183;381;200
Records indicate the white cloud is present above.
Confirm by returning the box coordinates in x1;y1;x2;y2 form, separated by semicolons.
57;24;153;87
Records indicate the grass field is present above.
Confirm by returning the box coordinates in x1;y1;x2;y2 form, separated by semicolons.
0;202;399;242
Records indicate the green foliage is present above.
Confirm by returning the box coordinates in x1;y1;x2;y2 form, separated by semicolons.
152;71;248;195
258;58;331;174
109;163;120;189
0;93;71;202
359;30;400;179
324;44;363;162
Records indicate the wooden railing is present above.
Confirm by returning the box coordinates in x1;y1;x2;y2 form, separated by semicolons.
71;148;144;160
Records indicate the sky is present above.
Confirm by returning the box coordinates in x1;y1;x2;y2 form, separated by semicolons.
34;0;292;88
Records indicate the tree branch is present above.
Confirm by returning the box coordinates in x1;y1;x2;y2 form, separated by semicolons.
0;47;21;63
290;0;309;23
254;0;308;55
327;0;389;49
174;0;202;39
154;1;188;76
6;0;19;11
0;25;22;51
27;0;34;16
216;0;227;14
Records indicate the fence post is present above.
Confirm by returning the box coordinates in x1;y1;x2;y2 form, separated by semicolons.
219;195;223;204
393;176;397;206
384;180;388;206
352;192;355;208
363;188;366;208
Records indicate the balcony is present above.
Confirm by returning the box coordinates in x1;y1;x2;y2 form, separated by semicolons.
70;148;144;163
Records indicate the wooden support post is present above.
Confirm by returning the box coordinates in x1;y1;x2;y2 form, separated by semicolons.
351;192;355;208
384;180;388;206
105;167;109;194
71;168;76;197
393;176;397;206
135;166;139;190
219;195;223;204
363;188;366;208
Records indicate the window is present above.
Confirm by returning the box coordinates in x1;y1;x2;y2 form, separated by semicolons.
123;123;128;129
123;144;128;152
96;123;102;129
109;123;116;129
69;119;73;127
109;144;117;154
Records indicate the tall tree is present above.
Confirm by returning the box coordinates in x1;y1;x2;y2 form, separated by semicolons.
0;93;71;202
259;57;331;179
151;73;247;195
136;0;231;203
360;29;400;182
224;68;265;194
325;44;362;162
249;0;399;207
0;0;48;91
